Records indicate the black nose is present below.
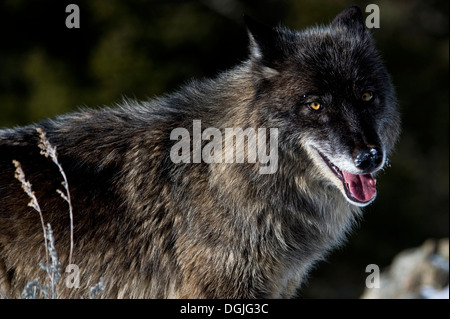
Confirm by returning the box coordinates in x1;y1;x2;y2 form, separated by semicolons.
354;147;383;172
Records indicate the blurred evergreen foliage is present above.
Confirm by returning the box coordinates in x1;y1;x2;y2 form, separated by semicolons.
0;0;448;298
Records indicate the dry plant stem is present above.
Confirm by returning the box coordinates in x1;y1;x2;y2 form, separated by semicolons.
44;223;61;299
10;131;104;298
12;129;75;295
36;128;74;267
12;160;50;279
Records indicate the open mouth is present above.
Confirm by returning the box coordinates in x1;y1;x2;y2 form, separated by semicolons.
316;151;377;205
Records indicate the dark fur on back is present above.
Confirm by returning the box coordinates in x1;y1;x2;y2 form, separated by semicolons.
0;7;400;298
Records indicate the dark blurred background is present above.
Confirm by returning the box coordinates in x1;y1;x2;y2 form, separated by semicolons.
0;0;448;298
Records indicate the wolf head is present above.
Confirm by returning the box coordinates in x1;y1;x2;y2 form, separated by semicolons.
245;6;401;207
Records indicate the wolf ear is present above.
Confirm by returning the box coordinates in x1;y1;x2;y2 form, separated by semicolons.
244;15;282;70
331;6;366;35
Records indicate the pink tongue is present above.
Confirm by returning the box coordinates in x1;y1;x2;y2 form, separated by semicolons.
342;171;377;203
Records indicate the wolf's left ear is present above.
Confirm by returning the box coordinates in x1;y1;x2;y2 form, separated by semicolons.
244;15;282;69
331;6;367;35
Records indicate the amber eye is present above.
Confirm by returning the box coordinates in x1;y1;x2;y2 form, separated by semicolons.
361;91;373;102
309;101;321;111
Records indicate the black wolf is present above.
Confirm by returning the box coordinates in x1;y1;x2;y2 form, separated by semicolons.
0;6;400;298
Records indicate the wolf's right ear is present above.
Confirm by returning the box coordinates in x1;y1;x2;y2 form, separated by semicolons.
331;6;367;36
244;15;281;70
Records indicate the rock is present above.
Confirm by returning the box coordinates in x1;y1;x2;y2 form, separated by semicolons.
361;238;449;299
